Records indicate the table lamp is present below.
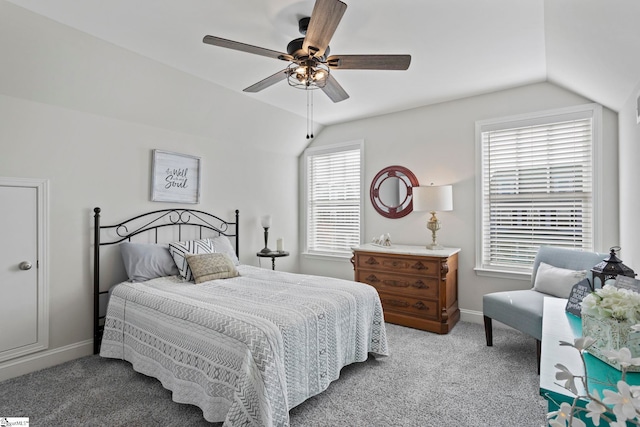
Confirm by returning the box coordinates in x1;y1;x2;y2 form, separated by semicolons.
260;214;272;254
412;184;453;250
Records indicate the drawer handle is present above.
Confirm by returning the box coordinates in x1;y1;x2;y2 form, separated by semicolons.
413;301;429;310
365;257;380;265
383;279;409;288
412;280;428;290
411;262;428;271
385;299;409;308
366;274;380;283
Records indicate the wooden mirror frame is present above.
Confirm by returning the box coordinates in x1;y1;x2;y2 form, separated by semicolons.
370;165;419;219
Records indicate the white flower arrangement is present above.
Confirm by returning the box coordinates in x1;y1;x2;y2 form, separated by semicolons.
581;285;640;323
548;328;640;426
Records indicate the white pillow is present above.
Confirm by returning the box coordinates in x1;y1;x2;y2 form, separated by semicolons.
533;262;587;298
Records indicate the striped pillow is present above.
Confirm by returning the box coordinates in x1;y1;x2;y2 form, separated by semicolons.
168;238;215;281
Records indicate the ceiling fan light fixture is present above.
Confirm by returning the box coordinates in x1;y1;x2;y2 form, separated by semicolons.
313;69;327;81
287;62;329;90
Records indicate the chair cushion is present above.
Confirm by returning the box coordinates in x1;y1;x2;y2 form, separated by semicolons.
483;290;549;340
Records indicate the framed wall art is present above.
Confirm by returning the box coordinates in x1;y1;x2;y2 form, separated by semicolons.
151;150;201;204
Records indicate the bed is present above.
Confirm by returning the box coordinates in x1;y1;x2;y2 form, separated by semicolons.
93;207;388;426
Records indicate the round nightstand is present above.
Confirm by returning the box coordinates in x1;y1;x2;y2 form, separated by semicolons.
256;251;290;270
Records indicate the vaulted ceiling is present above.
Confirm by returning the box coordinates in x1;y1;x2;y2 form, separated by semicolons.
7;0;640;125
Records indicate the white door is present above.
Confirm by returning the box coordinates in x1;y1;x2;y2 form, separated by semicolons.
0;178;48;361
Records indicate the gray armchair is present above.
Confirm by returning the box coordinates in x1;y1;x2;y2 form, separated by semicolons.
482;246;605;373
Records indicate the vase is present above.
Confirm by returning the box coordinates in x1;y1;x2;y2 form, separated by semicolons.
582;314;640;372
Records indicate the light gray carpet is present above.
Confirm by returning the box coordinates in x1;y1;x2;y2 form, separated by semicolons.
0;322;548;426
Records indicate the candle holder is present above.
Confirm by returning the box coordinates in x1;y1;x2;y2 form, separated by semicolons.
260;226;272;254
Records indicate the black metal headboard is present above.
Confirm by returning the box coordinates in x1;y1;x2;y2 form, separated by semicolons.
93;207;239;354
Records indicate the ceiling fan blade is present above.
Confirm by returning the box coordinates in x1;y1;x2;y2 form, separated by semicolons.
203;35;292;61
243;69;290;93
326;55;412;70
303;0;347;59
321;74;349;103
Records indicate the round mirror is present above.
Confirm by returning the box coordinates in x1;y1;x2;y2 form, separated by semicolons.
370;166;419;218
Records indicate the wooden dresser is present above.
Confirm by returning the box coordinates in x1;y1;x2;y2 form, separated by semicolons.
352;244;460;334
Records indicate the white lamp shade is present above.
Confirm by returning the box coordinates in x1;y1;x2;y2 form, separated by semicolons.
412;185;453;212
261;214;272;228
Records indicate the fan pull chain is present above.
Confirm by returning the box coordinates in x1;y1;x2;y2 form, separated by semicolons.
306;88;314;139
310;89;314;139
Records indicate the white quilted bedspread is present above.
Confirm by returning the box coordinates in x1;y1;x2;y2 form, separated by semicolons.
100;265;388;426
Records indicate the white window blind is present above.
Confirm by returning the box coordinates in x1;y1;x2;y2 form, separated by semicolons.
306;144;362;256
479;109;596;272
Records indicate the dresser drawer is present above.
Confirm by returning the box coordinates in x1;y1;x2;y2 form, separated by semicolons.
356;270;438;299
378;293;438;320
356;253;440;277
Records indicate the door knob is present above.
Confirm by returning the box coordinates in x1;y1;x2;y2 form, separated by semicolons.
19;261;32;270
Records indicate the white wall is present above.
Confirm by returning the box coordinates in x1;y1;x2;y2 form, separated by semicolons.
302;82;620;323
619;84;640;268
0;1;306;379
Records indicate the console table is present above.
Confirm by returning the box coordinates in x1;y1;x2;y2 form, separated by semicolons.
540;297;640;425
352;244;460;334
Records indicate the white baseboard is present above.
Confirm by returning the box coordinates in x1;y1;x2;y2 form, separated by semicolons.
0;339;93;382
460;308;483;324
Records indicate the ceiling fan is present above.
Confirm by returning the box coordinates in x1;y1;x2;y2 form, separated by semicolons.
202;0;411;103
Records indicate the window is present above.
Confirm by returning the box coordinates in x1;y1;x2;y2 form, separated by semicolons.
303;141;363;258
476;105;601;275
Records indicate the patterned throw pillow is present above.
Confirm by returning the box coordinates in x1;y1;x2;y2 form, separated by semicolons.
168;238;215;281
186;253;239;284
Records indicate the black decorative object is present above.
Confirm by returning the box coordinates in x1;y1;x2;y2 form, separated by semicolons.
591;246;636;291
565;278;592;317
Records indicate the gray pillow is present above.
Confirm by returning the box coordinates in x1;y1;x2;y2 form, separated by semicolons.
210;235;240;266
120;242;180;282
